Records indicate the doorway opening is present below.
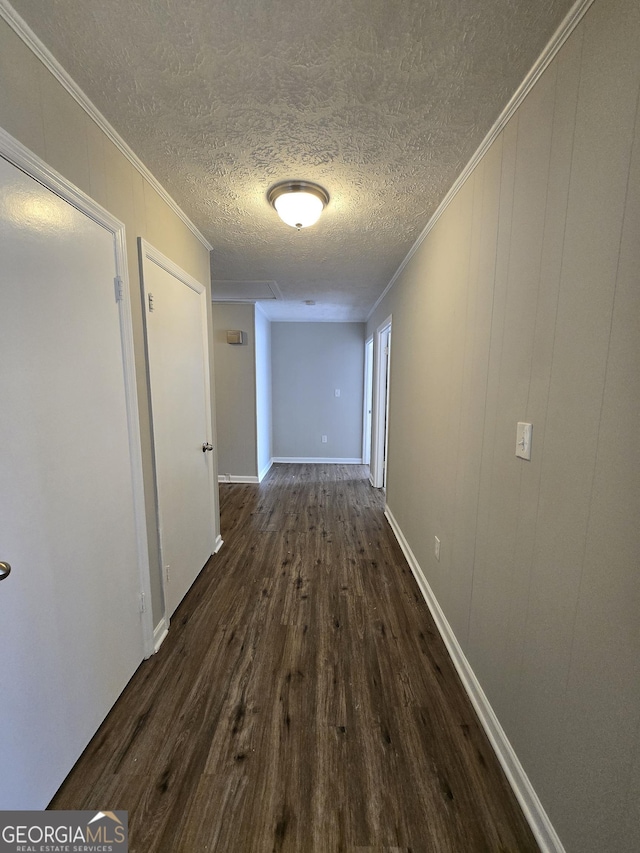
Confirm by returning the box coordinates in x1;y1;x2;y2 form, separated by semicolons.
362;336;374;468
370;317;392;490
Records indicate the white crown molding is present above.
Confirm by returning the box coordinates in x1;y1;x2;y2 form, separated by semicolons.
0;0;213;252
384;505;566;853
367;0;597;322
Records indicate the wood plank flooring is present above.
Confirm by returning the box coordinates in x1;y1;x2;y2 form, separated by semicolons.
50;463;539;852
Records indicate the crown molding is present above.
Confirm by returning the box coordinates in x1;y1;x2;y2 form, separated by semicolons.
367;0;596;322
0;0;213;252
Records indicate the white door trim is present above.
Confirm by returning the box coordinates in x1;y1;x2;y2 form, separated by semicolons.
0;126;154;658
362;336;374;466
138;238;217;629
371;316;392;489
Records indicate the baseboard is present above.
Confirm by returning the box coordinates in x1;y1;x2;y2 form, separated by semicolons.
272;457;364;464
213;534;224;554
258;458;273;482
218;474;259;483
384;506;566;853
153;618;169;654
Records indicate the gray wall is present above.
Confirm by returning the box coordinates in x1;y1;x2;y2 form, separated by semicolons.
272;322;365;460
0;15;217;628
255;305;272;479
212;303;258;479
367;0;640;849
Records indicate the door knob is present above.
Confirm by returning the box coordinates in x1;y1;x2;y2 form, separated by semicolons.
202;443;214;452
0;562;11;581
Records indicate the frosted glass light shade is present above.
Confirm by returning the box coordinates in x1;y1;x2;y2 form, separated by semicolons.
268;181;329;230
274;191;323;228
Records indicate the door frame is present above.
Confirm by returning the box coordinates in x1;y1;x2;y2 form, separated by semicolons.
138;238;217;639
370;316;392;490
362;336;374;466
0;127;154;657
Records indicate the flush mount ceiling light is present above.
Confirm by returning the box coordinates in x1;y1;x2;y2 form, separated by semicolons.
267;181;329;230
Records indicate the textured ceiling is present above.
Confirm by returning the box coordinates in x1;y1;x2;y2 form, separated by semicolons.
9;0;575;320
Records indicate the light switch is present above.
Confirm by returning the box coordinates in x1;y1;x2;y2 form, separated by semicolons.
516;422;532;460
335;389;341;397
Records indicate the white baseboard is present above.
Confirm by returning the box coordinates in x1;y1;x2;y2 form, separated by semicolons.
153;618;169;654
218;474;259;483
384;506;565;853
272;457;364;464
258;458;273;482
153;536;222;655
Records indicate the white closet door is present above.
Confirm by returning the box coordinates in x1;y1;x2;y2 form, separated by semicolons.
0;154;145;808
140;241;215;620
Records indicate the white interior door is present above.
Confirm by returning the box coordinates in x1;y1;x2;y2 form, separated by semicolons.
0;148;147;808
140;240;215;621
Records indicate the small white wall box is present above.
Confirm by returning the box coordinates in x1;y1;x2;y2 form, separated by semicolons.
516;422;533;460
226;330;245;345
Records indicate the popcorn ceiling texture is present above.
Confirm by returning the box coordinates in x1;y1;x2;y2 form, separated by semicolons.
10;0;575;320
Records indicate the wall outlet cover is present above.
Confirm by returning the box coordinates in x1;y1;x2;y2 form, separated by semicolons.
516;422;533;460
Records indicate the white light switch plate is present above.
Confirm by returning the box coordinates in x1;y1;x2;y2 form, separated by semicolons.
516;422;532;460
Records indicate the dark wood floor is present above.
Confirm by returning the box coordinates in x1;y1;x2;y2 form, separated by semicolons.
51;464;538;852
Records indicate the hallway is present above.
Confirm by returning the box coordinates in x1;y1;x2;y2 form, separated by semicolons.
51;464;538;852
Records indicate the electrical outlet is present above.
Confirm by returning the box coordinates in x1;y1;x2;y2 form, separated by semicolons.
434;536;441;561
321;435;328;443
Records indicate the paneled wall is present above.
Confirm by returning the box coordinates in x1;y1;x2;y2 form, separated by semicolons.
0;16;216;625
367;0;640;849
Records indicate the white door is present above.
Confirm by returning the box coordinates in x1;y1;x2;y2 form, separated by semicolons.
0;151;147;808
139;240;215;621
